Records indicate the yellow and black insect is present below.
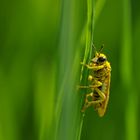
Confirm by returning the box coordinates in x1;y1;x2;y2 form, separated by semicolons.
79;45;111;117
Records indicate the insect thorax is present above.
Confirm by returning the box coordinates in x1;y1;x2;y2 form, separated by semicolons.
93;65;109;79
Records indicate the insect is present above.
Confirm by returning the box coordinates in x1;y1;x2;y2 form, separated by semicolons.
79;45;111;117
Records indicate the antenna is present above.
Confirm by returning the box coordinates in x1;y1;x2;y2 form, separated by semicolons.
99;44;104;54
92;43;96;51
92;43;97;56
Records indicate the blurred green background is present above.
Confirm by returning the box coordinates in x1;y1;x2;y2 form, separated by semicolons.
0;0;140;140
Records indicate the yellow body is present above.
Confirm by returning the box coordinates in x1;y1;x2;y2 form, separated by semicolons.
79;51;111;117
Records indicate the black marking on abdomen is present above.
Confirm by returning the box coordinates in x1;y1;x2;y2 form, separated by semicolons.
98;86;102;90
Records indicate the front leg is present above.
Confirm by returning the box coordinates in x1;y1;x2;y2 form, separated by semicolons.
81;62;105;70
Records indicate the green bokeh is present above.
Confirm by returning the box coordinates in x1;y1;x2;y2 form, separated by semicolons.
0;0;140;140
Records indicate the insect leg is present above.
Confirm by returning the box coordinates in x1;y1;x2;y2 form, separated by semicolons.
78;79;102;90
81;62;105;70
92;65;105;71
80;62;93;69
89;79;102;88
94;87;106;101
81;92;94;112
77;85;89;89
81;87;106;112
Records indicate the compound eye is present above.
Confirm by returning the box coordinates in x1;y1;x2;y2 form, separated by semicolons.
98;57;106;62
